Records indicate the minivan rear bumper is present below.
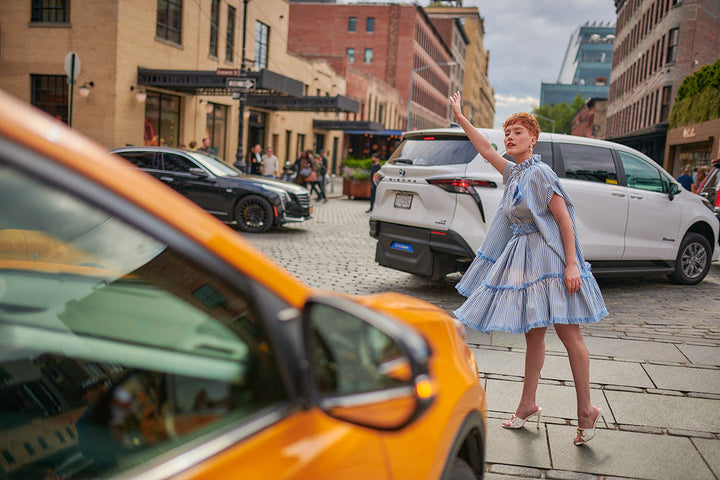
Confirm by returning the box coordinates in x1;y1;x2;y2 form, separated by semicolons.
370;220;475;279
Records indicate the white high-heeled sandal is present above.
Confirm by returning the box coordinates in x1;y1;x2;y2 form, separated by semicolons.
502;407;542;429
574;407;605;446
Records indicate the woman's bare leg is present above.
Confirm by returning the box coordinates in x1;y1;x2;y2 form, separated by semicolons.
554;324;599;439
505;327;546;423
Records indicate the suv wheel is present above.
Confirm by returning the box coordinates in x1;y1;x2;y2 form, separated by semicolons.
667;232;711;285
235;195;274;233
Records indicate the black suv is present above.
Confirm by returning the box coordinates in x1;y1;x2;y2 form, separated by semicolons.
112;147;311;233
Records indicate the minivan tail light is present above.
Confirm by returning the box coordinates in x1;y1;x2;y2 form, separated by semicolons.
427;178;497;195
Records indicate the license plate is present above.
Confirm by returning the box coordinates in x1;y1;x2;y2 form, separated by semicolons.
394;192;413;209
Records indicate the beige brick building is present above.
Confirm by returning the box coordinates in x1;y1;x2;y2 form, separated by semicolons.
0;0;354;170
424;5;495;128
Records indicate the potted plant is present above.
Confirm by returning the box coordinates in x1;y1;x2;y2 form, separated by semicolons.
341;157;374;199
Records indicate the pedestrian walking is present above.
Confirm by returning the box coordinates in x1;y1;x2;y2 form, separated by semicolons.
247;144;264;175
449;92;608;446
677;167;694;191
310;153;327;202
296;150;316;189
366;153;381;213
693;166;709;193
262;146;279;178
197;137;214;155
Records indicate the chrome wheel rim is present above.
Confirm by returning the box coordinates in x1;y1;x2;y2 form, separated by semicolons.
680;242;707;279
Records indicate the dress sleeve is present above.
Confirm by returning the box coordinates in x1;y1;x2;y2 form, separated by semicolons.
529;163;571;208
502;161;514;184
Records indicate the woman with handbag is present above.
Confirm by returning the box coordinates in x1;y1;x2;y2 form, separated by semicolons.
296;150;316;189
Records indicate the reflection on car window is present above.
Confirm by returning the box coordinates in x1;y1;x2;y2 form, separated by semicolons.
389;138;479;166
617;150;670;193
504;141;552;166
534;142;552;166
0;164;286;479
310;303;407;396
559;143;618;184
188;151;240;177
162;153;197;173
117;152;155;169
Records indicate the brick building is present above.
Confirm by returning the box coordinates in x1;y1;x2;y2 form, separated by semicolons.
0;0;356;171
571;98;608;138
607;0;720;170
424;5;495;128
288;2;455;133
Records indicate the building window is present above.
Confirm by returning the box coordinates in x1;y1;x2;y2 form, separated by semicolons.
226;6;236;62
364;48;373;64
666;27;679;63
31;0;70;23
366;17;375;32
254;21;269;70
30;75;68;123
156;0;182;44
144;91;181;147
348;17;356;32
209;0;219;57
660;85;672;122
206;103;227;159
347;47;355;64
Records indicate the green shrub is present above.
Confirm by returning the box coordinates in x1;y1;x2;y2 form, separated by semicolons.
341;157;384;180
670;59;720;127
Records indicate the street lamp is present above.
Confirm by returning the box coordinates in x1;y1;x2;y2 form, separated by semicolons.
534;113;556;133
407;61;456;131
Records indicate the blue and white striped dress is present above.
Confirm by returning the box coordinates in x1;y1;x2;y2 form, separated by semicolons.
454;155;608;334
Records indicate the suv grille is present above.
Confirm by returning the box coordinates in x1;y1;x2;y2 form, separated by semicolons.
288;192;311;216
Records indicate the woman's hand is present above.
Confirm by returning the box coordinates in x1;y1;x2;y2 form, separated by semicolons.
564;263;581;294
450;91;464;121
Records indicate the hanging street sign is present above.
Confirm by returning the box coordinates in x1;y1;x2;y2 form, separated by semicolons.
226;77;256;90
64;52;81;81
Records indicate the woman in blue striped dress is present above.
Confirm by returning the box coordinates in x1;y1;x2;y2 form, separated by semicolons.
449;92;608;446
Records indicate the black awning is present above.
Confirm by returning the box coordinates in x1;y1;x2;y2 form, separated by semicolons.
248;95;359;113
137;67;302;96
137;67;357;113
313;120;385;131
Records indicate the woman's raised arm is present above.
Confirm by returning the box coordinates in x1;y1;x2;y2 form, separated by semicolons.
450;92;510;174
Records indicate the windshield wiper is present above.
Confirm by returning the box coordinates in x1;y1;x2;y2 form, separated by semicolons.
392;158;413;165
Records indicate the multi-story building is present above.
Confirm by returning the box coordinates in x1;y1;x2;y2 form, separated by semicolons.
607;0;720;169
0;0;357;171
288;2;455;140
540;22;615;107
424;5;495;128
571;98;609;138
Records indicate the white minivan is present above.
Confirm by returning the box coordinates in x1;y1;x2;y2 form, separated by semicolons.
369;127;719;285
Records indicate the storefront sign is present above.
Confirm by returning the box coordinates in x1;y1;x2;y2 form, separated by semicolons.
683;127;696;139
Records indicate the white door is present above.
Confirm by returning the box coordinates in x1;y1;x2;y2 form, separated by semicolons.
617;150;681;260
556;143;628;260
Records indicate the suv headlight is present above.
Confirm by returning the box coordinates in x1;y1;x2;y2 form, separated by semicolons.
261;185;291;207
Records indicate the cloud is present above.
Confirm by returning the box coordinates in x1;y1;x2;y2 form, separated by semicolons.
494;94;539;108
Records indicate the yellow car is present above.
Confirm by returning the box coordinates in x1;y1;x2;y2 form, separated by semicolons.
0;89;486;480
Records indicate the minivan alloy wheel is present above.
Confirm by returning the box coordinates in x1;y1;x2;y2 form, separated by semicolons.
668;232;711;285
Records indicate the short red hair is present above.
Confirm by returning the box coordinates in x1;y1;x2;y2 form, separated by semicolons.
503;112;540;139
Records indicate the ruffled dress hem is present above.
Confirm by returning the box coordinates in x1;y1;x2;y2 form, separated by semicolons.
454;308;609;334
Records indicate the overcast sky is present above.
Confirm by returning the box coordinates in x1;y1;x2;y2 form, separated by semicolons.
463;0;617;127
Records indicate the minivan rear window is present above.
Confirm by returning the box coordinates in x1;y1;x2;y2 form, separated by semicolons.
389;137;479;166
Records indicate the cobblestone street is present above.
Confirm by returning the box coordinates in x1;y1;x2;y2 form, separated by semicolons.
242;195;720;347
242;192;720;480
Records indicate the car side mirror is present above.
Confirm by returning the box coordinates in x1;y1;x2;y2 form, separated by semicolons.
188;167;209;178
668;182;680;201
302;296;435;431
